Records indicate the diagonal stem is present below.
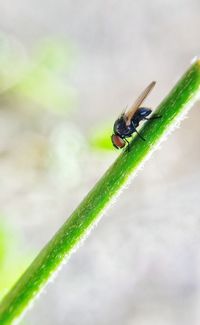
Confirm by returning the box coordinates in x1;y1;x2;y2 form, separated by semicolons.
0;60;200;324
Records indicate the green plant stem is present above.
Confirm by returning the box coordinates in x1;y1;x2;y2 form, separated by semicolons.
1;60;200;324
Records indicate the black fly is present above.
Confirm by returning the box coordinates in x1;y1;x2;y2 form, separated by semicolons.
111;81;160;149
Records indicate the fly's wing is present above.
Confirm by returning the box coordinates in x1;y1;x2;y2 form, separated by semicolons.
125;81;156;125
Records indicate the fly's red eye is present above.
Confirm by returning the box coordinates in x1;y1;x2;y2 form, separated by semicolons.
111;135;126;149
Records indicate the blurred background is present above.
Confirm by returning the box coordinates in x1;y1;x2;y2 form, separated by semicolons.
0;0;200;324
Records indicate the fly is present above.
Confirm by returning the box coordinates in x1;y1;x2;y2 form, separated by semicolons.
111;81;160;149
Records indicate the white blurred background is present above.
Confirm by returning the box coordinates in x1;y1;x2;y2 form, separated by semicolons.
0;1;200;324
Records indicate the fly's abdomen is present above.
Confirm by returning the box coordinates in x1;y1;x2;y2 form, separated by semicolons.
137;107;152;117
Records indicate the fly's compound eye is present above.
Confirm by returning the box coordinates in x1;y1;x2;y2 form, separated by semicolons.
111;134;126;149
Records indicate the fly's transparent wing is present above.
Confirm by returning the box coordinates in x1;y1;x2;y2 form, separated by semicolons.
125;81;156;125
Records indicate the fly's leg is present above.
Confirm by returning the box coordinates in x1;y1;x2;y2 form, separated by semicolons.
124;138;130;151
131;122;145;141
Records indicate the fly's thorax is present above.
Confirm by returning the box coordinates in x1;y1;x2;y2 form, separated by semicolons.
114;115;132;137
